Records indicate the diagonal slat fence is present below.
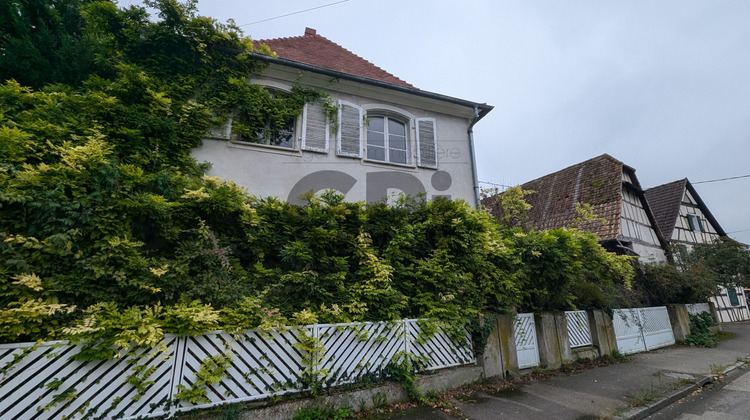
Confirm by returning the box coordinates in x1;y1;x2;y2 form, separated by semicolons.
565;310;593;348
0;319;474;420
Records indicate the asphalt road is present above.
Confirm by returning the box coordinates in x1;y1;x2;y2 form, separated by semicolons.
644;367;750;420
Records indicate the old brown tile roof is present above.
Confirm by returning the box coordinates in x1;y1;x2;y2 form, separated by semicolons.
516;154;625;240
484;154;653;242
643;179;687;240
645;179;727;239
258;28;415;89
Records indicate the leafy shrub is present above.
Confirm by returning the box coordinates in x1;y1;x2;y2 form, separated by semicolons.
0;0;635;348
685;312;717;347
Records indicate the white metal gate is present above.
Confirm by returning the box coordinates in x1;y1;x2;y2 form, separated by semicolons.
613;308;645;354
640;307;675;350
613;306;675;355
565;310;592;348
514;313;539;369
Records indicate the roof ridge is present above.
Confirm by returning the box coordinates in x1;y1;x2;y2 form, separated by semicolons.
645;178;687;192
524;154;622;184
256;28;414;88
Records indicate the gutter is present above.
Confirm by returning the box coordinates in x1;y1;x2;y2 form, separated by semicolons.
247;52;494;120
468;105;482;209
214;45;494;207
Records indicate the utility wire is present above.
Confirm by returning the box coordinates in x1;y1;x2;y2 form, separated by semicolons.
692;174;750;184
239;0;350;27
478;180;514;189
726;228;750;234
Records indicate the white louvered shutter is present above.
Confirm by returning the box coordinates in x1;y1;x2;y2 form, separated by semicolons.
336;100;363;157
301;101;329;152
416;118;437;168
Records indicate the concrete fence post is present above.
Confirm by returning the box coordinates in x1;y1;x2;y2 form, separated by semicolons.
534;312;572;369
496;314;520;378
708;301;722;333
666;304;691;343
476;315;505;379
588;310;617;356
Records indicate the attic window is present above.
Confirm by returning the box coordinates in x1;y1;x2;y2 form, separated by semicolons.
686;214;705;232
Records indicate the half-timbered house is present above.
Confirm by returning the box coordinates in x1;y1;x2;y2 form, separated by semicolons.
645;179;750;322
484;154;669;263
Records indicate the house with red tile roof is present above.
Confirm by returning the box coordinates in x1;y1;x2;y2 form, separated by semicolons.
483;154;669;263
192;28;492;206
645;179;750;322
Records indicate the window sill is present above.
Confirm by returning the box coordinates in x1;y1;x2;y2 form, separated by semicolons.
362;159;418;170
228;140;298;155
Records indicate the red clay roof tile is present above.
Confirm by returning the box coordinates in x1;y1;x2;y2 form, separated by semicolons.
257;28;415;89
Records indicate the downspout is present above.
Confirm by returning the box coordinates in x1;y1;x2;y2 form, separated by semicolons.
468;105;482;209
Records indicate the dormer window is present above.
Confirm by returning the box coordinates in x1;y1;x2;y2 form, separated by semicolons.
366;115;408;164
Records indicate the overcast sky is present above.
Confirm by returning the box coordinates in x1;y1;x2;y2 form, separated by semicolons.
123;0;750;244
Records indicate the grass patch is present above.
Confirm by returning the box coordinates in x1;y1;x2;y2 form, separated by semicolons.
631;385;662;407
293;403;354;420
714;331;736;341
709;363;727;374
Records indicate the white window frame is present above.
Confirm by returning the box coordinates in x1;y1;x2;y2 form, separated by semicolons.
365;114;410;165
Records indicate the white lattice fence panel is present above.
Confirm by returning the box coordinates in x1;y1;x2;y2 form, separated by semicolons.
686;303;710;315
565;311;592;348
613;308;646;355
405;320;474;371
318;321;404;386
0;337;177;420
514;313;539;369
173;328;305;413
640;306;675;350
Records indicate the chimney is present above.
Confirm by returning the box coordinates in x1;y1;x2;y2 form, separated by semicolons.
304;27;317;36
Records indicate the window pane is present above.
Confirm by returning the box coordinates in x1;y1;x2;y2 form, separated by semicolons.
389;134;406;150
367;131;385;146
269;118;295;148
367;145;385;161
368;116;384;132
388;118;406;136
389;149;407;164
687;215;696;231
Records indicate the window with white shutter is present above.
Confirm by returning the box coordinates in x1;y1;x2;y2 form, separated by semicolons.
416;118;437;168
337;100;363;158
301;100;329;153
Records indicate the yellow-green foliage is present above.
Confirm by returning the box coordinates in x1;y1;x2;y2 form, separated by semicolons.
174;353;233;404
0;0;635;350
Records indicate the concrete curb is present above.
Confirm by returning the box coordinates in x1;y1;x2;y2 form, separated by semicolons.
616;358;750;420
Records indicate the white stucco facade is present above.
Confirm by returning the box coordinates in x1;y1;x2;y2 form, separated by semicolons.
191;64;485;206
